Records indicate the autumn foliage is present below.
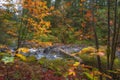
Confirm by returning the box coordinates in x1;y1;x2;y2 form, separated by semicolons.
0;0;120;80
22;0;54;38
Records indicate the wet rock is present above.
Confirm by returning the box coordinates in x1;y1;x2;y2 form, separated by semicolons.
0;47;10;53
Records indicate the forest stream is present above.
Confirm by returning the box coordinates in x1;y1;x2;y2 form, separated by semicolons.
3;44;119;60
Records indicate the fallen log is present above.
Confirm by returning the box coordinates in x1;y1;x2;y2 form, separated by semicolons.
59;48;83;63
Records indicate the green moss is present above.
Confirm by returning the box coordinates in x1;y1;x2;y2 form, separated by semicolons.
38;58;70;76
79;54;120;70
27;56;37;62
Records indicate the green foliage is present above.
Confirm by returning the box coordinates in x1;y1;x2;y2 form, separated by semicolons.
79;54;98;67
83;72;95;80
0;51;14;63
39;34;57;42
114;58;120;68
51;27;76;43
1;56;14;64
95;9;108;44
74;40;94;45
79;54;120;70
27;56;37;62
0;9;17;45
38;58;69;74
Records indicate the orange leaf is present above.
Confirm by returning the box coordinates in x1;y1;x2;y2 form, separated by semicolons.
85;10;92;18
81;22;86;27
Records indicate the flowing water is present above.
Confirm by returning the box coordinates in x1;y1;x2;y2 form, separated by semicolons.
26;45;83;59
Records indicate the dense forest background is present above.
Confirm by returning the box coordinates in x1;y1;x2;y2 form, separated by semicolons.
0;0;120;46
0;0;120;80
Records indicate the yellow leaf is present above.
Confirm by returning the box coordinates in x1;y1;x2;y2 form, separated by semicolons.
80;3;83;6
90;52;96;56
73;62;80;67
79;47;95;54
45;22;51;28
68;69;76;76
15;54;27;61
17;48;29;53
50;6;54;10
